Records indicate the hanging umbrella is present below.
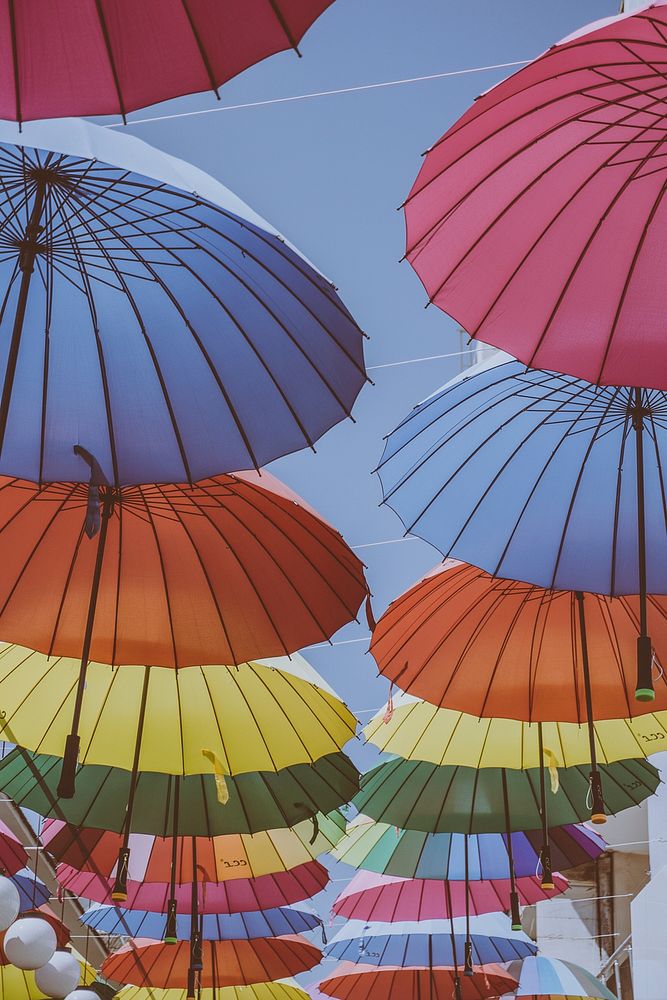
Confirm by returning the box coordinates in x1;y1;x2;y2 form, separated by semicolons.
0;750;357;836
117;984;311;1000
0;3;335;123
403;3;667;390
41;814;344;880
0;118;365;485
368;562;667;721
325;915;536;966
101;937;322;988
332;816;606;880
507;955;617;999
354;757;659;834
378;361;667;700
0;819;29;876
11;874;50;911
0;652;357;773
0;960;94;999
82;903;322;941
319;961;517;1000
56;859;330;913
331;869;568;922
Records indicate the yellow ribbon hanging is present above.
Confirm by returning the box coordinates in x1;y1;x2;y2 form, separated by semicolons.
542;748;560;794
201;749;230;805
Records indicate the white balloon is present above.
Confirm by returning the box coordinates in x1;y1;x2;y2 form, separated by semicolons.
0;875;20;930
35;950;81;997
3;916;57;970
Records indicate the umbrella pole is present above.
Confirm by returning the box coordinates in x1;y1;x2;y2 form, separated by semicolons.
575;591;606;824
633;386;654;702
0;173;47;453
164;775;180;944
111;665;151;902
464;835;473;977
535;737;554;890
57;489;113;798
445;880;462;1000
501;769;521;930
187;836;202;1000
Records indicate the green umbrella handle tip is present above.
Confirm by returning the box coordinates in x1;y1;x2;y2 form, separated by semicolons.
635;688;656;702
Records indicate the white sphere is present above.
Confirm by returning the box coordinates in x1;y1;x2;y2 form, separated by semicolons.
64;992;99;1000
3;915;57;970
0;875;20;930
35;950;81;997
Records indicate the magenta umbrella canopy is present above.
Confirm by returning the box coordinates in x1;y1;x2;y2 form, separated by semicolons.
405;1;667;390
331;870;568;922
0;1;334;122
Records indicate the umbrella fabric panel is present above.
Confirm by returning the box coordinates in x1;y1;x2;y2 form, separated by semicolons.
0;476;367;667
367;561;667;721
0;750;357;836
0;2;334;121
82;904;321;940
0;653;357;773
41;814;344;880
332;818;605;879
366;694;667;765
56;860;330;913
319;963;517;1000
354;758;660;833
508;955;617;999
0;819;29;876
117;984;311;1000
102;937;322;988
378;364;667;597
11;874;50;911
404;4;667;390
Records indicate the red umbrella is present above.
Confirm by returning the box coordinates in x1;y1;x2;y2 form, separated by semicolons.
319;962;517;1000
56;860;329;913
404;2;667;390
0;820;29;876
0;1;335;123
102;937;321;988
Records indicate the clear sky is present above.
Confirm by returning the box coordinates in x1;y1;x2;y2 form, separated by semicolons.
117;0;617;975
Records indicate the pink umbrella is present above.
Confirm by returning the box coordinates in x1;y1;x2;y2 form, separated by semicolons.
56;860;329;913
405;2;667;389
331;870;568;923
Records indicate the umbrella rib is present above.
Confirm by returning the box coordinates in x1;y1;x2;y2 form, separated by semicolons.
610;412;632;597
135;487;180;667
180;0;221;97
93;0;128;121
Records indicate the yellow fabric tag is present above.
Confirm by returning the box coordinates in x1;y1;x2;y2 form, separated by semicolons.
202;749;230;805
542;747;560;794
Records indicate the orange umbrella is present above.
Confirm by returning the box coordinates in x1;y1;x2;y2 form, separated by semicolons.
370;561;667;723
102;937;322;988
318;962;517;1000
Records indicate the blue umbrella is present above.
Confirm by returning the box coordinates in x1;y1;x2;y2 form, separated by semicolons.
81;904;322;941
325;915;536;968
0;118;365;487
379;360;667;698
12;871;50;911
507;955;617;999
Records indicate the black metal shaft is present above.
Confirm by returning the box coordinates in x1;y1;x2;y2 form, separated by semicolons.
501;768;521;929
57;490;113;798
188;835;202;999
633;387;654;701
0;174;47;452
445;880;462;1000
536;729;554;889
576;591;606;823
464;835;473;976
165;775;180;944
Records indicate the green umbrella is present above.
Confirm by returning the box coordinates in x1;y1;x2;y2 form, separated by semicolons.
0;749;358;837
353;757;659;835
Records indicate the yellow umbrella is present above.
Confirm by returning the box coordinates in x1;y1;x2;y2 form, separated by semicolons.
116;980;311;1000
365;694;667;768
0;646;356;774
0;959;95;999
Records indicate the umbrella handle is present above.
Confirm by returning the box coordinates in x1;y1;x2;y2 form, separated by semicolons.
164;898;178;945
509;889;521;930
637;636;655;702
464;939;473;977
111;847;130;902
540;844;554;890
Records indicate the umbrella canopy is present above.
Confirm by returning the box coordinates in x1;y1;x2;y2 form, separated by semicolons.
82;903;321;941
0;960;94;998
57;860;330;913
366;694;667;766
319;962;517;1000
368;562;667;722
354;757;659;834
0;653;356;773
42;814;344;880
0;118;365;484
403;3;667;390
0;475;366;668
11;873;50;911
507;955;617;999
332;870;568;922
332;817;605;880
0;751;357;836
102;937;321;988
326;915;536;966
0;818;29;876
0;3;334;122
117;984;311;1000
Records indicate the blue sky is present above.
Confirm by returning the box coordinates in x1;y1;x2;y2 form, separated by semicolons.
117;0;617;971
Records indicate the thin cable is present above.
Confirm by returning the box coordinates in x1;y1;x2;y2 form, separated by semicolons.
367;348;494;371
106;60;533;128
